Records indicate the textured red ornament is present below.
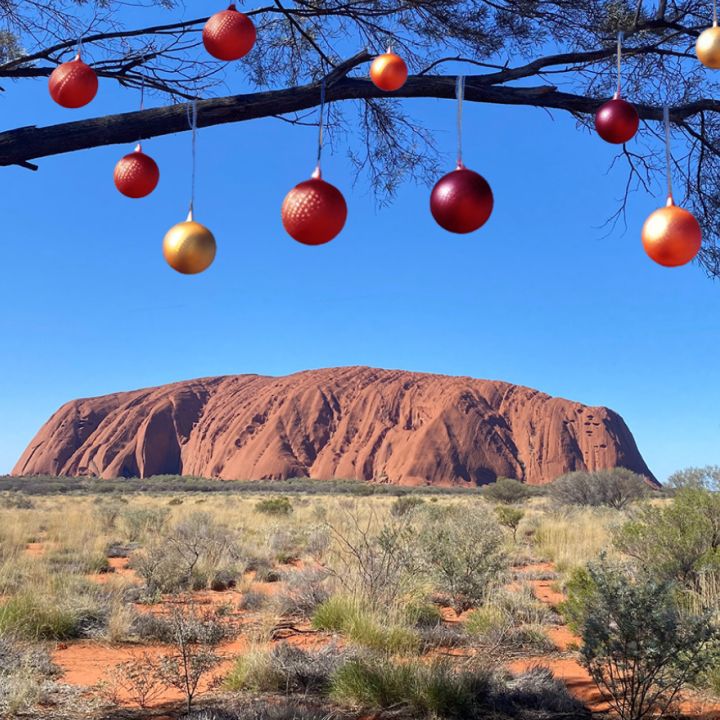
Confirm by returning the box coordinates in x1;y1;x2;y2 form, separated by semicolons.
203;4;256;61
595;96;639;144
430;166;494;234
48;55;98;108
370;52;408;91
281;170;347;245
641;196;702;267
114;145;160;198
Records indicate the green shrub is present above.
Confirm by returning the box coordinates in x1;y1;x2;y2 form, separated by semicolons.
578;560;717;720
255;497;293;516
0;588;107;640
416;504;507;610
667;466;720;492
312;596;359;632
465;606;507;637
494;506;525;540
613;488;720;589
330;657;492;717
482;478;537;504
404;600;443;628
551;468;650;510
312;597;420;654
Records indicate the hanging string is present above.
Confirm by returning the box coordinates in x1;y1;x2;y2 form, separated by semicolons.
456;75;465;167
714;0;718;27
616;31;624;97
314;79;326;175
664;105;673;201
187;99;198;216
75;37;83;59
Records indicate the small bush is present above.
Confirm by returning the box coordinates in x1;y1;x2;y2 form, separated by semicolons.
482;478;538;504
225;643;347;695
404;600;443;628
466;606;507;637
494;506;525;541
312;597;420;654
330;657;492;717
551;468;650;510
0;591;106;640
578;560;718;720
274;568;330;618
416;503;507;610
390;496;425;517
255;497;293;516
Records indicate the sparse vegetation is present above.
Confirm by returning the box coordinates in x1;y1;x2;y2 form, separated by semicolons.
550;468;651;510
2;473;720;720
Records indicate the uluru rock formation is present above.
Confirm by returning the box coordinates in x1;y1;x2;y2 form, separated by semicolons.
13;367;656;486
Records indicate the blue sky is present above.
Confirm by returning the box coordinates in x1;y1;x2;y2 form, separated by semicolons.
0;4;718;481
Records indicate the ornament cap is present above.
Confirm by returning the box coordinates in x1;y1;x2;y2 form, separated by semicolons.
666;194;675;207
134;142;142;153
311;165;322;179
186;207;194;222
455;160;465;170
227;3;237;9
612;90;621;100
73;52;82;62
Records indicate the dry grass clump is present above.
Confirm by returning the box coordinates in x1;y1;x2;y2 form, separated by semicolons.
533;507;620;573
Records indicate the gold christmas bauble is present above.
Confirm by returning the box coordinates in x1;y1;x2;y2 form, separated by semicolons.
696;24;720;68
163;211;216;274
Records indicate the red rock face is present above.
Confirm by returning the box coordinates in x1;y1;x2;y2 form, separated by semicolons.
12;367;656;486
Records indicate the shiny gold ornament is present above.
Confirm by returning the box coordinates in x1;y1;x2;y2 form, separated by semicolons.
696;23;720;68
163;210;216;274
641;195;702;267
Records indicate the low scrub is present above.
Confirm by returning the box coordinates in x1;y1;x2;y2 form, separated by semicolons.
312;596;420;654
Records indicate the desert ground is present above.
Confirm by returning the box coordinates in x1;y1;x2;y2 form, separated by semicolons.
0;471;719;720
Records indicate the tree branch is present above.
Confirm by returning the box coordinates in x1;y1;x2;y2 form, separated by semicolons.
1;61;714;168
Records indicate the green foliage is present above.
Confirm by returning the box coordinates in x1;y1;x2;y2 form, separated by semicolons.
558;566;595;633
255;496;293;516
330;657;492;717
578;560;717;720
550;468;650;510
613;488;720;588
465;606;506;637
0;586;108;641
494;506;525;540
482;478;537;504
390;495;425;517
667;466;720;492
404;600;443;628
416;503;507;610
312;596;420;654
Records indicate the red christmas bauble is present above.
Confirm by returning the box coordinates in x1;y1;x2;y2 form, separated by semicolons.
595;96;639;144
114;145;160;198
48;55;98;108
641;197;702;267
203;4;256;61
430;165;494;234
281;171;347;245
370;52;408;91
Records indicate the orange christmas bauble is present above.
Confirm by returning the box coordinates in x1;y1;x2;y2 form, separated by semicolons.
281;171;347;245
114;145;160;198
430;165;494;234
696;24;720;68
203;4;256;61
48;55;98;108
370;52;408;92
163;212;216;274
641;197;702;267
